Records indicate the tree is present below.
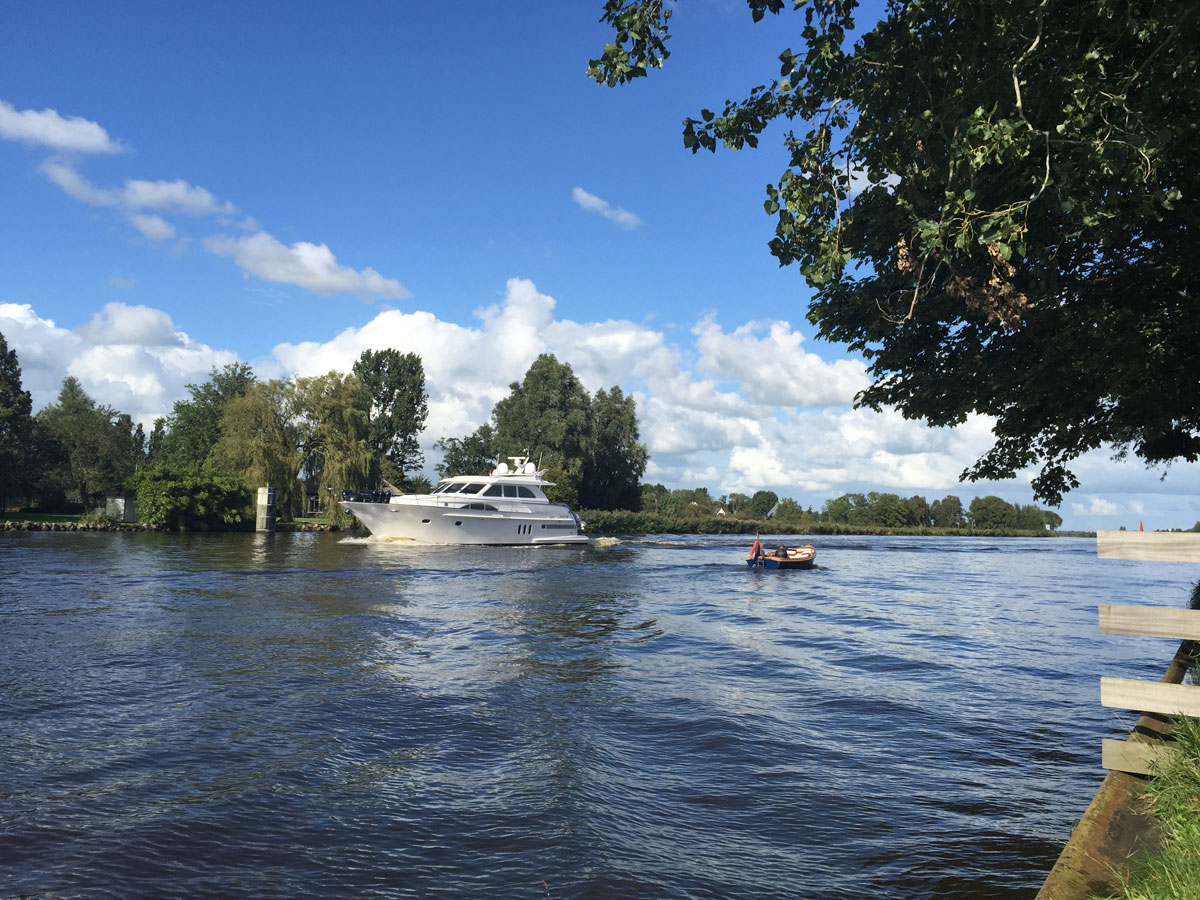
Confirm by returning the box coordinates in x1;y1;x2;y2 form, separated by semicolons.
904;494;931;527
434;424;497;478
36;377;135;509
1015;502;1063;531
158;363;255;469
352;349;429;484
641;482;670;513
291;372;373;526
821;493;854;523
207;379;302;518
591;0;1200;504
772;497;816;525
491;354;592;496
580;386;648;510
930;494;966;528
147;417;167;462
439;355;649;509
749;489;779;519
0;332;34;510
725;492;752;516
968;495;1018;529
868;492;908;527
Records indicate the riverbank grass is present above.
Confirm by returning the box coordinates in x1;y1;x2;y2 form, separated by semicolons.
1098;714;1200;900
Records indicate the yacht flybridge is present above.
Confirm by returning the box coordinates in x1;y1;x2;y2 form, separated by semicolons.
338;456;589;545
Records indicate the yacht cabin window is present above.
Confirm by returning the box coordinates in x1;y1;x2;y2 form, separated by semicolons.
482;485;502;497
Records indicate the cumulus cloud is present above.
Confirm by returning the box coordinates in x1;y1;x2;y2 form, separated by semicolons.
572;187;642;229
0;99;124;153
1071;496;1120;517
693;315;870;407
77;302;186;347
0;301;234;428
204;231;410;298
268;277;1003;503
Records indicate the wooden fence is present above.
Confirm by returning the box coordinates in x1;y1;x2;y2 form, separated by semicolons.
1037;531;1199;899
1099;604;1200;774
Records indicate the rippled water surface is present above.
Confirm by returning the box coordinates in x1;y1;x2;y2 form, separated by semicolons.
2;531;1196;899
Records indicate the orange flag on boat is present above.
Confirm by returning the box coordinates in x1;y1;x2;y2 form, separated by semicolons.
749;535;761;557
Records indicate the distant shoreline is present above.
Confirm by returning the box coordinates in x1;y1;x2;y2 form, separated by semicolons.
1;516;1093;539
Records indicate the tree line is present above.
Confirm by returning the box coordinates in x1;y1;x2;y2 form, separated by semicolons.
640;485;1062;531
0;333;650;529
0;332;433;528
0;329;1058;532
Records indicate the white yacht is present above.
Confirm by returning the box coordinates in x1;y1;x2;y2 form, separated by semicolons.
338;456;589;545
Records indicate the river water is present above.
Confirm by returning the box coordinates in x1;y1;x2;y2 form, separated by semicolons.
1;531;1196;899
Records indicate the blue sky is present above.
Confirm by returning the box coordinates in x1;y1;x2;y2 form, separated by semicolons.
2;1;1197;530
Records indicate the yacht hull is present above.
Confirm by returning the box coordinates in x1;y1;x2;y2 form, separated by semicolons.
340;499;588;545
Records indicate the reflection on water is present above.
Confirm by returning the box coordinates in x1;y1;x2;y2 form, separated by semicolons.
0;531;1194;899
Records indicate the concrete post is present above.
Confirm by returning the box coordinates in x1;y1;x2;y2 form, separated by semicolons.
256;486;277;532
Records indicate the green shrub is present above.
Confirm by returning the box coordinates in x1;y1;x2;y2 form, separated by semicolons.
134;465;252;531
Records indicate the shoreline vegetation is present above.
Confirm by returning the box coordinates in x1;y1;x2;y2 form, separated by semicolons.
0;510;1094;539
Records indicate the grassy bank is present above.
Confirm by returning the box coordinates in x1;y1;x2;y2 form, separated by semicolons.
1096;715;1200;900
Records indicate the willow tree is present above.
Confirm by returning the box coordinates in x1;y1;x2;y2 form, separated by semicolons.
208;379;302;518
591;0;1200;503
292;372;373;526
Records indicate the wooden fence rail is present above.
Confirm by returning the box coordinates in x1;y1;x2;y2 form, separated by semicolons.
1096;604;1200;775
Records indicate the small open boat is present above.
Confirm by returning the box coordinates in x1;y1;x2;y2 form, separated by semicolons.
745;537;816;570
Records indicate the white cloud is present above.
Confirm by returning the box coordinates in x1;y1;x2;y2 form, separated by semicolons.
27;123;404;303
40;160;119;206
572;186;642;229
204;231;410;298
130;213;176;241
122;177;235;216
8;277;1200;529
39;161;234;216
0;301;234;428
77;302;186;347
0;99;124;153
693;315;870;406
1071;497;1121;517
